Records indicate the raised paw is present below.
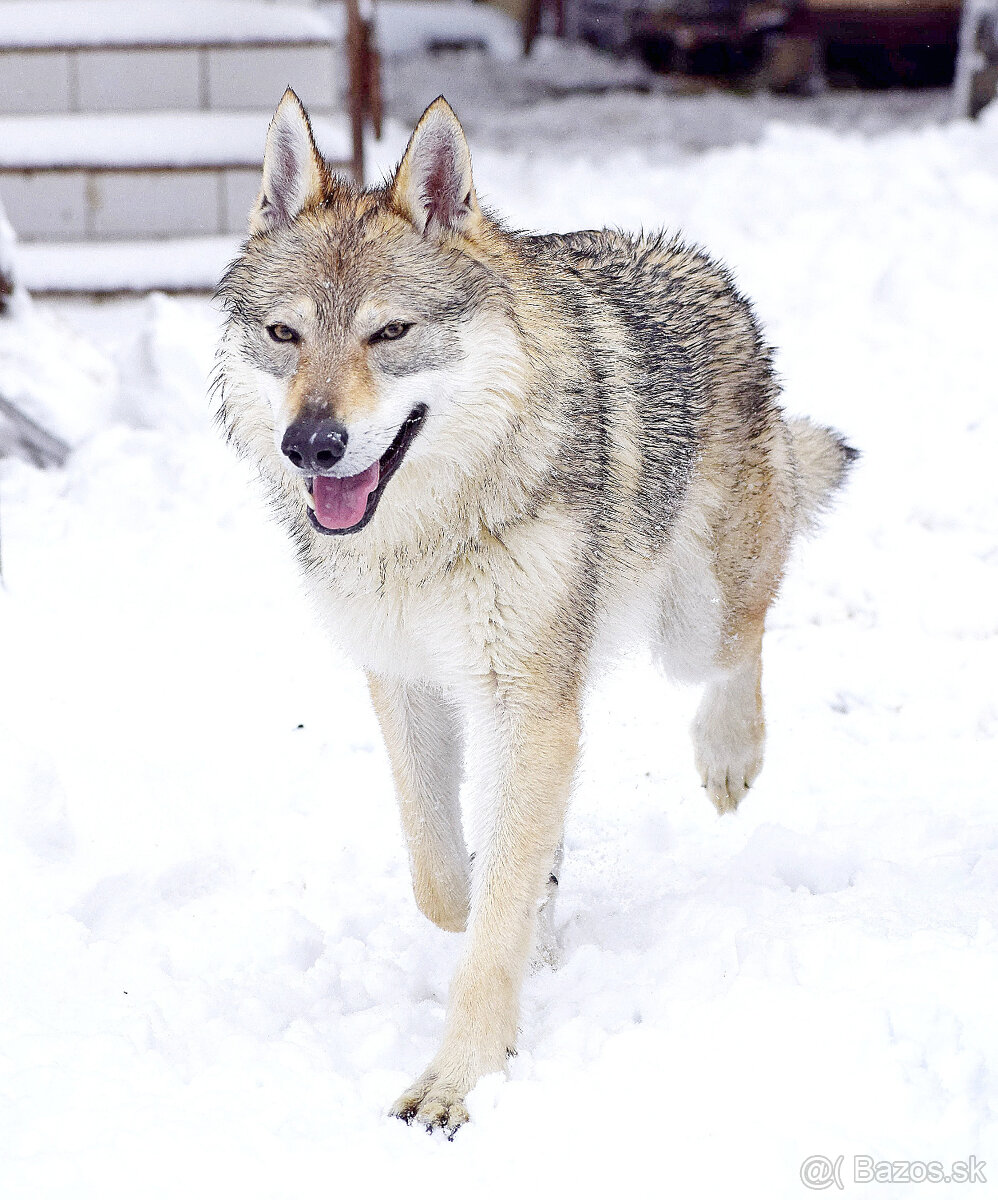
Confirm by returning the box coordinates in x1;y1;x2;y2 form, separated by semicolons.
692;667;765;815
391;1073;471;1139
699;758;760;814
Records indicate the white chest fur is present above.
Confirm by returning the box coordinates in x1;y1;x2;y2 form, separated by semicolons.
303;498;583;690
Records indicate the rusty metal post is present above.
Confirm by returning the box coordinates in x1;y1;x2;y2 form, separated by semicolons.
346;0;366;185
522;0;543;54
367;41;383;139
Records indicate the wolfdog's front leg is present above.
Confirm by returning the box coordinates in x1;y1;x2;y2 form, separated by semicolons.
368;674;469;932
391;680;580;1134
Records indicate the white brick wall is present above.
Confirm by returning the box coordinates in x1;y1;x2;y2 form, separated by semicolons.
88;171;222;238
1;172;88;237
0;51;74;114
76;50;203;112
221;168;263;234
0;165;274;239
0;1;350;246
0;45;343;116
206;45;340;111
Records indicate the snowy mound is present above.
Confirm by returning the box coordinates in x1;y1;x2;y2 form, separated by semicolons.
0;205;220;462
0;209;115;460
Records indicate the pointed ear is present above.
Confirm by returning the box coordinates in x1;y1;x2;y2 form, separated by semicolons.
250;88;329;235
389;97;481;239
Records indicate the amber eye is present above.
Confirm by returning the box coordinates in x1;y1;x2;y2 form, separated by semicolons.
267;323;299;344
371;321;412;344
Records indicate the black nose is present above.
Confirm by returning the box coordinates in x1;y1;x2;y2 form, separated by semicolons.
281;417;348;473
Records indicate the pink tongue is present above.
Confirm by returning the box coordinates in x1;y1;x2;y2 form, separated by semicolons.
313;461;380;530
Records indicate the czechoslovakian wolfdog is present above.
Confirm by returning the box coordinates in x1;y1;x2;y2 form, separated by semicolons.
215;90;856;1135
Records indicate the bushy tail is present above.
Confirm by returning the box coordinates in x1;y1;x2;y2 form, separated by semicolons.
787;417;859;534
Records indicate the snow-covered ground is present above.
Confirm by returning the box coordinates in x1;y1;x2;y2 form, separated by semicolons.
387;40;954;156
2;63;998;1198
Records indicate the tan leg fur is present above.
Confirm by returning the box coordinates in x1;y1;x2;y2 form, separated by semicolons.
367;675;470;933
389;678;580;1134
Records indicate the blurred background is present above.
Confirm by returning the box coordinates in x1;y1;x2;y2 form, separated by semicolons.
0;0;995;306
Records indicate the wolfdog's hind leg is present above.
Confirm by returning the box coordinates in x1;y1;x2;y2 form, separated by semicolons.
691;636;765;815
368;675;470;931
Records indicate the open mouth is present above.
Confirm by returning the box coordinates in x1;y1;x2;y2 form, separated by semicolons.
305;404;427;536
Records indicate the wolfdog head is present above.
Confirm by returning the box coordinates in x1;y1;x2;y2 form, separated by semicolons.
216;91;525;539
